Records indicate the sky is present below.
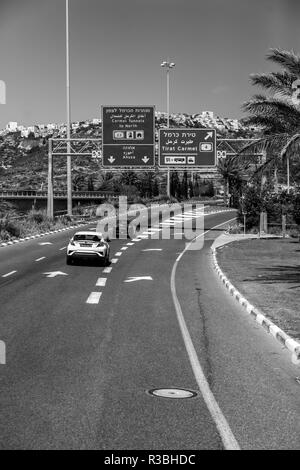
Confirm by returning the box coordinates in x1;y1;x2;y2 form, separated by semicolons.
1;0;300;129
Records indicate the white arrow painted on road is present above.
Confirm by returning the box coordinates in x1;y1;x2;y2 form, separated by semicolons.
39;242;52;245
124;276;153;283
43;271;68;278
204;131;213;140
142;249;162;252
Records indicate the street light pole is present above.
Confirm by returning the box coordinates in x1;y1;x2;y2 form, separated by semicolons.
66;0;72;216
161;60;175;198
287;155;290;194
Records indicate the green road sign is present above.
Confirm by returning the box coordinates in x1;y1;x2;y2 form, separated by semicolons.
102;106;155;168
159;128;216;168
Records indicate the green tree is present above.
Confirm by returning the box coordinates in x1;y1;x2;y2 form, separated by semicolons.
242;48;300;186
217;156;248;205
119;171;139;187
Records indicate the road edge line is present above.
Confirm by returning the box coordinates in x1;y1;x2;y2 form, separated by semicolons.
171;216;240;450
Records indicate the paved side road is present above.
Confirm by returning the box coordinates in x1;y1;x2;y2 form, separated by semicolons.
0;211;299;449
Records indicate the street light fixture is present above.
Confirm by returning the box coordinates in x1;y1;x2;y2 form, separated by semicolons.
161;59;176;196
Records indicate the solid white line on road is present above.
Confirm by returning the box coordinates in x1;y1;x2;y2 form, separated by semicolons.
111;258;118;264
170;216;240;451
2;271;17;278
115;252;122;256
103;267;112;273
121;247;128;251
35;257;46;262
39;242;52;246
96;278;107;287
59;246;67;251
86;292;102;304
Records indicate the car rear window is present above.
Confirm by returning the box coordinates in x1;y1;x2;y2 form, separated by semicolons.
74;234;101;242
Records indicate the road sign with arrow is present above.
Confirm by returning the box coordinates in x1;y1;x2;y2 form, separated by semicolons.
102;105;155;168
159;128;216;168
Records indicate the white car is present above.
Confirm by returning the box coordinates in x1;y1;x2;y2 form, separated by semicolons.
66;231;110;265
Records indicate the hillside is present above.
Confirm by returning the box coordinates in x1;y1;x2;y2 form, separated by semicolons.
0;113;256;191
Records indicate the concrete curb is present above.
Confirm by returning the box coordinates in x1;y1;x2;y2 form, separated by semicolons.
211;247;300;365
0;220;97;248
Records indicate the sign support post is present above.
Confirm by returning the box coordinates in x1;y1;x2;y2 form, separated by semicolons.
47;139;54;219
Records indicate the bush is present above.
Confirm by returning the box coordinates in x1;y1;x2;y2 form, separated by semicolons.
288;227;300;238
227;223;243;234
0;217;21;238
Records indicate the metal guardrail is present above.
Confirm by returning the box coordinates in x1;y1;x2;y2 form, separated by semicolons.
0;190;117;199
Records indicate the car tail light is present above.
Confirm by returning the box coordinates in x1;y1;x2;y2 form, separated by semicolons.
97;242;105;247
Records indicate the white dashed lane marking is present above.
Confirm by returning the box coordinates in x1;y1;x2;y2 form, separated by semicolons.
59;246;67;251
127;243;134;246
103;267;112;273
2;271;17;278
111;258;118;264
86;292;102;304
115;252;122;256
35;257;46;262
121;247;128;251
96;278;107;287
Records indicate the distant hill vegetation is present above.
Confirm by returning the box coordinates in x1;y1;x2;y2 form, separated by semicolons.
0;113;256;191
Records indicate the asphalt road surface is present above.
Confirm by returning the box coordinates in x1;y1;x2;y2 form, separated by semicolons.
0;210;299;450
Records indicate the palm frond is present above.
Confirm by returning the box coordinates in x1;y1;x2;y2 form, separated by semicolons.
241;115;288;134
238;133;289;155
266;48;300;76
280;133;300;159
250;71;296;96
242;96;300;129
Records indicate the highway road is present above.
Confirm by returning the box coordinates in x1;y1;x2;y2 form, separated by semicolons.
0;209;299;450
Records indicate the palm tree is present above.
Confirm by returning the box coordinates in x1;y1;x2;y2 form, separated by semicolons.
217;156;249;205
119;171;139;187
241;48;300;187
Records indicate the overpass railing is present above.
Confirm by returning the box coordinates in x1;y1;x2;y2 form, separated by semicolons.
0;190;117;199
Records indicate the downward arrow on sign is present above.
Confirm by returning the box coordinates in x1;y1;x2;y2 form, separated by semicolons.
142;156;149;163
124;276;153;283
43;271;68;278
108;156;115;164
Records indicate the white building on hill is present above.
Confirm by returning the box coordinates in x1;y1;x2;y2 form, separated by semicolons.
6;121;18;132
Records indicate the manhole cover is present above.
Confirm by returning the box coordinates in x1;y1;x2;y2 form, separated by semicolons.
148;388;197;399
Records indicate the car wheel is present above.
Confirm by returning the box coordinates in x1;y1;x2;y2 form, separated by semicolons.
66;256;72;265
